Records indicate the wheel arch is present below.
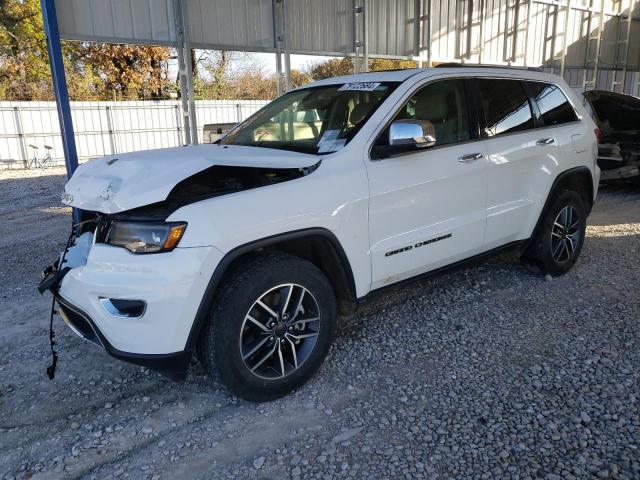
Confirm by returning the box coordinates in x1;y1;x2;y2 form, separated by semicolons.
525;166;594;252
552;167;595;214
184;228;357;352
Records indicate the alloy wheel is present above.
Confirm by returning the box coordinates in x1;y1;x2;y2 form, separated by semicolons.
551;205;581;263
239;283;321;380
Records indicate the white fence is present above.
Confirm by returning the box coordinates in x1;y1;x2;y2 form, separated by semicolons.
0;100;269;168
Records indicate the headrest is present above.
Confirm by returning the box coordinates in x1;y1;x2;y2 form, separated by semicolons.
416;88;448;121
349;102;370;125
416;83;451;122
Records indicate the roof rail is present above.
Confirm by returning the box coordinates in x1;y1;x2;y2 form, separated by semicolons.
434;62;544;73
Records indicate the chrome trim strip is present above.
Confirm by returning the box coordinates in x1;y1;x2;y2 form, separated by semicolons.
99;297;147;319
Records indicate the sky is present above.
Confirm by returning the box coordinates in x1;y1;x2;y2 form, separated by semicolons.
169;51;335;79
258;53;334;72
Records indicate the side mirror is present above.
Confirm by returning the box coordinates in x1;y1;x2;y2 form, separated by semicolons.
389;120;436;148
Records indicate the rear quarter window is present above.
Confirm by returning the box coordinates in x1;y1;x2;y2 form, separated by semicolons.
526;82;578;126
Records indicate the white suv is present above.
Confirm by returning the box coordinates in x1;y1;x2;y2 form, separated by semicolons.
40;66;599;401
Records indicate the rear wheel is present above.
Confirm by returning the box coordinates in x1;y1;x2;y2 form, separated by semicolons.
523;190;587;276
198;252;336;401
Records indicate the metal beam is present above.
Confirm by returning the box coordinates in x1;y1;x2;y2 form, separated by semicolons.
559;0;571;78
363;0;369;72
591;0;606;90
40;0;78;178
174;0;198;145
283;0;292;91
353;0;361;74
40;0;79;221
426;0;432;67
479;0;486;64
523;0;530;66
272;0;283;96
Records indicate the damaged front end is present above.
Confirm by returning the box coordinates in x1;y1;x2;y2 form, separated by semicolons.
39;149;321;381
108;162;319;221
37;216;196;381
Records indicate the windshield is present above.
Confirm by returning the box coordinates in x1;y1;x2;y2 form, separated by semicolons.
220;82;398;154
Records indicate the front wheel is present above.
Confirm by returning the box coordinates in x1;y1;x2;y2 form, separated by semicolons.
523;190;587;276
198;252;337;402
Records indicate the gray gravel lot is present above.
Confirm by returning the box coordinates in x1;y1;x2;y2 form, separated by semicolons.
1;167;639;480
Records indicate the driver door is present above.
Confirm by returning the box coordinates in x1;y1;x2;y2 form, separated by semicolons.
366;78;489;289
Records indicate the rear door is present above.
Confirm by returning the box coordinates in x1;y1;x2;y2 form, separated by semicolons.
472;78;563;248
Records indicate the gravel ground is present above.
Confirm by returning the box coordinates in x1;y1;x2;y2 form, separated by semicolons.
1;167;639;480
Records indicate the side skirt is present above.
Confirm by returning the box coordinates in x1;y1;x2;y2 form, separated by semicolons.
356;240;528;310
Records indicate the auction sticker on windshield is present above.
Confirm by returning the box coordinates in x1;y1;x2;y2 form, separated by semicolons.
338;82;381;91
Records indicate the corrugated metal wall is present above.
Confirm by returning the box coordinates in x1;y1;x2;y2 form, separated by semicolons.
288;0;353;55
54;0;640;94
55;0;640;66
56;0;177;45
187;0;274;51
424;0;639;69
366;0;417;57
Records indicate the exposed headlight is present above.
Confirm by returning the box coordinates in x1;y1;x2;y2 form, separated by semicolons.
105;221;187;254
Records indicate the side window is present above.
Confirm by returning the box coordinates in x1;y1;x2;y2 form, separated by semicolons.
383;79;470;147
476;79;533;137
526;81;578;126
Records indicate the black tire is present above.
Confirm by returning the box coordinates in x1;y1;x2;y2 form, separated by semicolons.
523;190;587;276
197;252;337;402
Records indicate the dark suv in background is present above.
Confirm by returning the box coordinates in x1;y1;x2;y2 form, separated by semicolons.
583;90;640;185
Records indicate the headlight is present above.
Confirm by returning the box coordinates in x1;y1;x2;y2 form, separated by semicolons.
105;221;187;254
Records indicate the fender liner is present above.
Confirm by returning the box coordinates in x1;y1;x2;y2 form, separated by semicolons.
183;227;357;352
522;166;594;252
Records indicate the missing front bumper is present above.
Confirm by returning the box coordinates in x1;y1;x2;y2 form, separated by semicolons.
55;295;191;381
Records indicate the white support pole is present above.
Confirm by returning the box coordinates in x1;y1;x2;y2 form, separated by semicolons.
479;0;486;64
105;105;117;155
13;106;28;164
273;0;283;96
611;0;635;93
427;0;433;66
282;0;292;92
591;0;605;90
363;0;369;72
353;0;360;74
414;0;421;64
512;0;521;64
174;0;198;145
523;0;530;66
560;0;571;78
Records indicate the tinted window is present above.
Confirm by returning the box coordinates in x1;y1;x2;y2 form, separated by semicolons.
477;79;533;137
527;82;578;125
384;79;470;147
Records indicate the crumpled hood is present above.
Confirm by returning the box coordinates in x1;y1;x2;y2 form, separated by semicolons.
62;144;319;214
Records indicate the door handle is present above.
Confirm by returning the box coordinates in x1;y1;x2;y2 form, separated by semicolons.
458;152;483;162
536;137;555;145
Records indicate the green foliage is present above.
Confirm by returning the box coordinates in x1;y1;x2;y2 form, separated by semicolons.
308;57;354;80
369;58;417;71
0;0;173;100
0;0;52;99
